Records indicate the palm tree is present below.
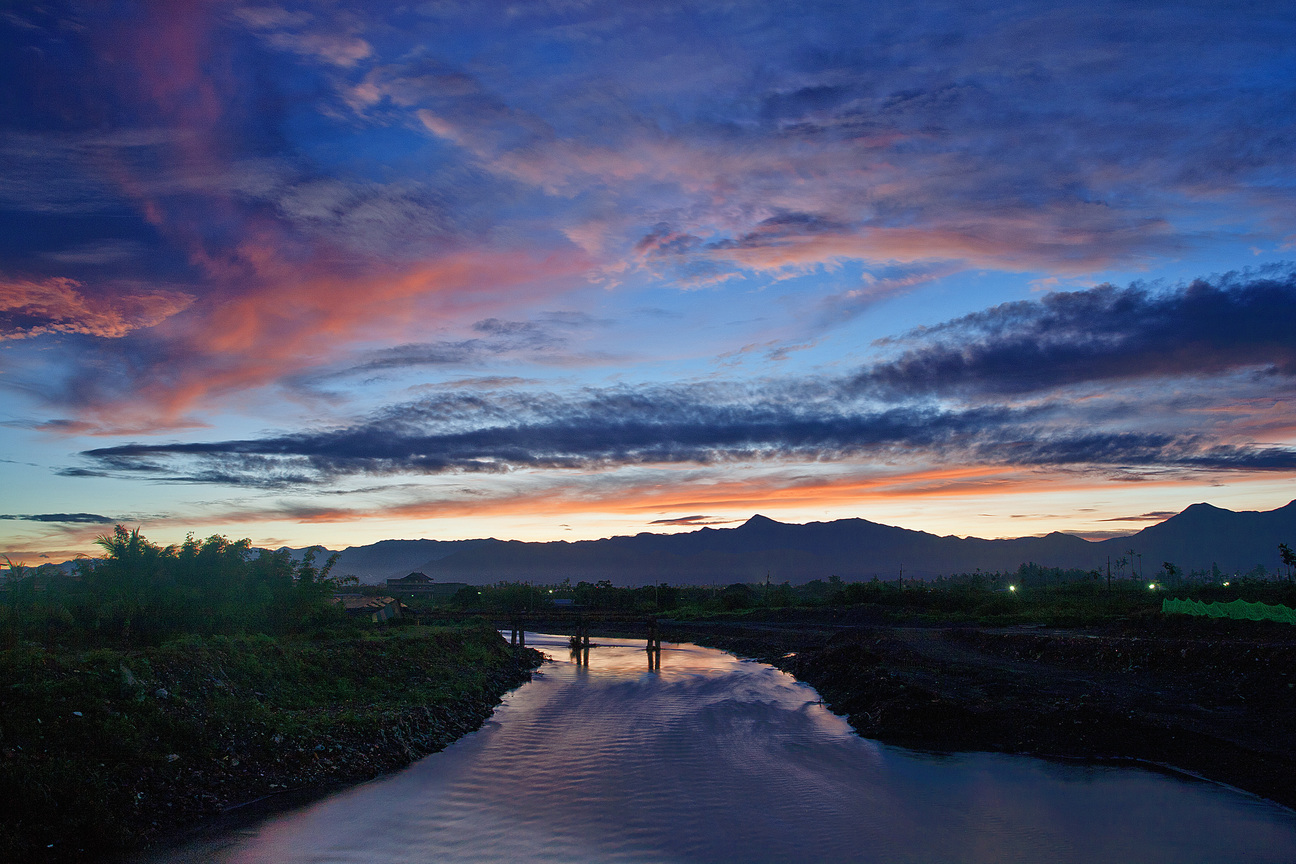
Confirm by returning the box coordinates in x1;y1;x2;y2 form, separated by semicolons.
94;524;148;561
1280;543;1296;581
3;556;29;602
2;555;27;584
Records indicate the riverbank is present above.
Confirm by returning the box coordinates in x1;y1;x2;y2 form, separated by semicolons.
667;615;1296;811
0;623;542;863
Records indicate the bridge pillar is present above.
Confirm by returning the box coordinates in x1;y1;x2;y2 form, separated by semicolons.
569;618;593;663
645;616;662;670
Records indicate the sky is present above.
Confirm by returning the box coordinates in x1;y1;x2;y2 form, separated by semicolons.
3;0;1296;561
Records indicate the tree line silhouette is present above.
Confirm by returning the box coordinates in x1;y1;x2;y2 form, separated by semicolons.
1;526;355;647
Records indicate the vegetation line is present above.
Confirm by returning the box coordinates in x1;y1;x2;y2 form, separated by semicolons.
0;528;543;863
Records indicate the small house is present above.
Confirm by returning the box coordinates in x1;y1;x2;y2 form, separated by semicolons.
333;595;405;623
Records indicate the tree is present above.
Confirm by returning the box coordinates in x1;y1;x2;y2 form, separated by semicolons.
451;585;481;608
2;555;28;587
721;583;753;610
1279;543;1295;581
2;555;33;609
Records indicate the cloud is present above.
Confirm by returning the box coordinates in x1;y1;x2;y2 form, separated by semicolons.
115;455;1232;533
55;468;111;478
42;241;146;265
648;515;737;526
27;246;592;428
263;31;371;67
77;382;1296;488
0;513;115;523
815;261;964;326
366;0;1290;283
1097;511;1177;523
0;133;135;215
231;5;371;67
21;258;1289;498
417;376;538;390
5;0;1296;448
0;275;194;341
335;312;607;376
856;268;1296;397
1072;529;1140;541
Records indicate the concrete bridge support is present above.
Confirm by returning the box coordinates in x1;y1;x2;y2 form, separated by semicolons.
646;617;662;670
568;618;592;665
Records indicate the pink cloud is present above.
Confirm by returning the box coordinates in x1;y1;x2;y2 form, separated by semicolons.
85;243;593;428
263;27;372;67
231;5;372;67
0;275;194;341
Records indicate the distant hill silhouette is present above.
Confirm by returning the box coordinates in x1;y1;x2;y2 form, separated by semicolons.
1101;501;1296;578
276;538;484;582
287;500;1296;586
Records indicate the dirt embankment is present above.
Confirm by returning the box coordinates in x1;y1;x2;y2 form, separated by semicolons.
0;624;542;863
674;618;1296;810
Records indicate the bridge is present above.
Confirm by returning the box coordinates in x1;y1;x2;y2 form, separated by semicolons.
417;609;668;667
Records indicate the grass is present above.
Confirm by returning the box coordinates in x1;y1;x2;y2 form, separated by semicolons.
655;582;1167;628
0;622;530;862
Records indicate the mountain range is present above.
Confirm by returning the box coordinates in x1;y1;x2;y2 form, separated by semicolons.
295;500;1296;586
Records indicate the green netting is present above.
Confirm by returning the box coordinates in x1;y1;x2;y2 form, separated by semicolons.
1162;596;1296;625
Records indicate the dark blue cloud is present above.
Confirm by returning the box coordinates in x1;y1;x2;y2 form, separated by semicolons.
328;312;607;376
68;263;1296;486
78;383;1296;487
856;268;1296;396
649;515;737;526
0;513;114;523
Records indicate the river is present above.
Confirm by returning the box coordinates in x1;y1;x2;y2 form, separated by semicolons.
153;633;1296;863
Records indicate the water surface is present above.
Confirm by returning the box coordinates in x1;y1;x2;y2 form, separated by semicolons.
155;633;1296;864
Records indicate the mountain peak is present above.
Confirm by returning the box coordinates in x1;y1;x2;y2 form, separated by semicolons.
739;514;783;530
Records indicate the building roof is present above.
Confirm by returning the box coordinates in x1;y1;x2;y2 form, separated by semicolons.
388;572;433;583
333;595;399;611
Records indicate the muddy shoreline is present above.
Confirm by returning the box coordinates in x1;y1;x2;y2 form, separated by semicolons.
662;616;1296;811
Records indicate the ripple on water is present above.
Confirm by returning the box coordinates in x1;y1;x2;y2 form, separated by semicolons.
156;633;1296;864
